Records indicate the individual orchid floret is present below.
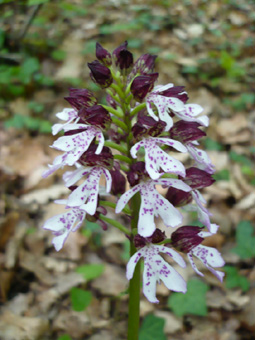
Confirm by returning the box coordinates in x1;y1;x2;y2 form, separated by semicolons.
50;124;104;165
88;60;113;88
116;178;191;237
109;162;126;195
63;165;112;215
131;73;158;102
132;115;166;140
146;84;209;130
130;137;187;180
127;243;187;303
65;88;97;111
78;104;111;129
43;199;86;251
96;42;112;66
171;225;225;282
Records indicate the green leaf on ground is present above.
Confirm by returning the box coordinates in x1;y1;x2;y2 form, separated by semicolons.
76;263;104;281
70;288;92;312
231;221;255;259
139;314;166;340
213;169;230;181
57;335;72;340
224;266;250;292
168;279;209;317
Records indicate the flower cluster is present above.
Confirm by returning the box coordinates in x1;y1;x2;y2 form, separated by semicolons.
43;42;224;303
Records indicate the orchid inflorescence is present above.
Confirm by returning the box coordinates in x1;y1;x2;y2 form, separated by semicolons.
43;41;224;304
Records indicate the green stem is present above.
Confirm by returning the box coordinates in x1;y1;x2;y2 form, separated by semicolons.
127;193;141;340
99;215;131;235
111;83;125;100
131;102;146;117
111;117;129;132
101;104;124;118
104;141;128;155
114;154;132;164
99;200;131;215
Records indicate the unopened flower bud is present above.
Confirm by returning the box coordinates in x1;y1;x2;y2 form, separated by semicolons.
78;104;111;129
169;120;206;143
106;94;117;109
65;88;97;110
96;42;112;66
134;53;157;74
79;145;114;169
131;73;158;102
171;226;204;253
88;60;113;88
166;187;193;207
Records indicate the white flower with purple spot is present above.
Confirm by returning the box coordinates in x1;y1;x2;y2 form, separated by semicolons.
52;108;79;135
186;141;215;174
116;178;191;237
43;200;86;251
64;166;112;215
42;124;104;178
187;226;225;281
146;84;209;130
127;244;187;303
130;137;187;180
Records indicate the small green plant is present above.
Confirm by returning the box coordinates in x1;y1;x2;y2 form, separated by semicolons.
70;287;92;312
168;279;209;317
139;314;166;340
232;221;255;259
224;266;250;292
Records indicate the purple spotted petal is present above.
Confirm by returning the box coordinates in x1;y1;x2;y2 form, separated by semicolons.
115;184;140;213
131;137;187;180
67;167;107;214
126;244;187;303
186;142;215;174
52;108;78;135
191;245;225;282
52;126;104;166
43;208;86;251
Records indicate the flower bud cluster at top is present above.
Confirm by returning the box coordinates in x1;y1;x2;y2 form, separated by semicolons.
42;41;224;303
